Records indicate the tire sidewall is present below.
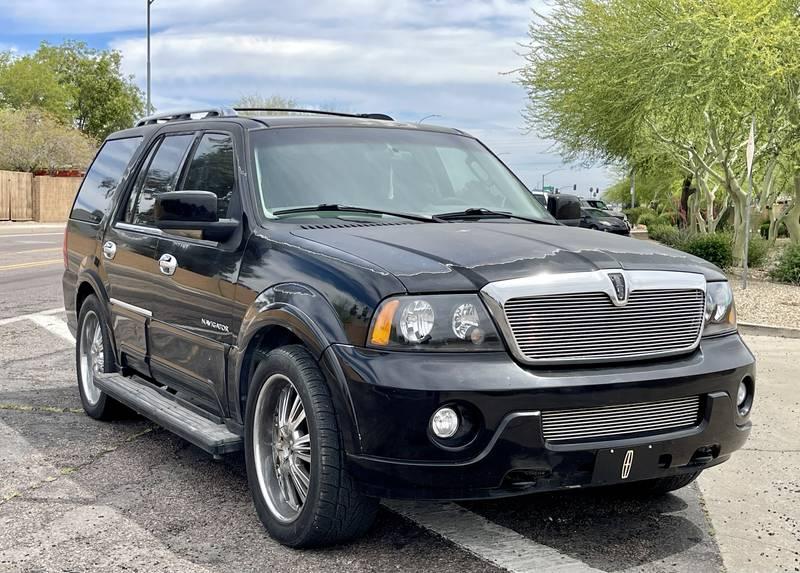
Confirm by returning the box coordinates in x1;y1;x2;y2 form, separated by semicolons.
75;295;115;417
244;349;326;545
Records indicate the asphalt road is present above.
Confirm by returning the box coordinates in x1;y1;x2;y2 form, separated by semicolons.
0;224;796;572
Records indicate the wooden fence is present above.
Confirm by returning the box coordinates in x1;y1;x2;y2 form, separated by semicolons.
0;170;82;222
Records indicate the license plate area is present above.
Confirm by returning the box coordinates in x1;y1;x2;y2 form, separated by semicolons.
592;445;661;484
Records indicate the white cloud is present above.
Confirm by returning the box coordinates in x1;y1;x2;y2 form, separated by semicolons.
0;0;616;191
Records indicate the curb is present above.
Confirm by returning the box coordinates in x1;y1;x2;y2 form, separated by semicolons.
739;322;800;339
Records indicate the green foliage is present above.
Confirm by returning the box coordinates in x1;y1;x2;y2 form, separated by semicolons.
637;212;658;227
769;244;800;284
0;107;96;172
647;224;685;249
0;41;144;140
682;234;734;269
747;236;770;268
624;207;655;225
759;220;789;239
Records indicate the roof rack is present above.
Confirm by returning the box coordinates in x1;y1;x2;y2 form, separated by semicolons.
233;107;394;121
134;107;237;127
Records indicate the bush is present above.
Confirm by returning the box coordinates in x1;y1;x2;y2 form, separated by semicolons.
647;224;685;248
747;235;770;268
638;212;658;227
682;233;733;269
759;220;789;239
624;207;656;225
769;244;800;284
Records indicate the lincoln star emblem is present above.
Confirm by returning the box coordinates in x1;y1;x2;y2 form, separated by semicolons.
621;449;634;479
607;272;628;306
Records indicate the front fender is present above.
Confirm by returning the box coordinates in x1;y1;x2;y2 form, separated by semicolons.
229;283;363;453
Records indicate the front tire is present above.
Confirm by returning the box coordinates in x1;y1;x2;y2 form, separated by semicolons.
244;345;378;547
76;295;123;420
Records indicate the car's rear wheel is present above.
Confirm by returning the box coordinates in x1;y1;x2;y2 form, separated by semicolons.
244;345;378;547
76;295;123;419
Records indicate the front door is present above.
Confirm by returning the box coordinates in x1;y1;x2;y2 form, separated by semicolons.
145;129;247;413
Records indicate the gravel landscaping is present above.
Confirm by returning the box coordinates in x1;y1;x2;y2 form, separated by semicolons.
727;272;800;329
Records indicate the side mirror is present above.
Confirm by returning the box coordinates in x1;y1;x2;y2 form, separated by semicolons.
154;191;238;241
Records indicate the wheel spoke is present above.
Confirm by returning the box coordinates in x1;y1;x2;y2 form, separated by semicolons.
281;465;300;509
288;394;303;428
289;459;309;503
278;387;290;428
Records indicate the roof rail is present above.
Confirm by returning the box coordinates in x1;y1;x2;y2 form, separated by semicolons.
134;107;237;127
233;108;394;121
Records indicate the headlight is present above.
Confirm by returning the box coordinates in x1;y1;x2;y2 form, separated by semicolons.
368;294;502;351
703;281;737;337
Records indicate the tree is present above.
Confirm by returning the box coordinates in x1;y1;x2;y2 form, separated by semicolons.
234;94;298;115
519;0;800;260
0;108;96;173
0;41;145;141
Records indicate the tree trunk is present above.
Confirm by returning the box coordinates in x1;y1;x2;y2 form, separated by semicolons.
786;173;800;244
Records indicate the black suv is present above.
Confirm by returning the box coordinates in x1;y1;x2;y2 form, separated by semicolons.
63;108;754;548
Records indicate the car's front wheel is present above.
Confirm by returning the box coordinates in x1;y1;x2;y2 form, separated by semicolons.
244;345;378;547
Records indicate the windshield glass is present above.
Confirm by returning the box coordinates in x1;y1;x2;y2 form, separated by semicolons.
251;127;553;222
591;200;609;210
584;208;610;217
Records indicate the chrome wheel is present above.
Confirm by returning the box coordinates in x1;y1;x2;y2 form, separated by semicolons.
253;374;312;523
79;310;104;406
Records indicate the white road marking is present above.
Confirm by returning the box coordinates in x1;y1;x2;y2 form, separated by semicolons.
0;307;65;327
28;313;75;344
386;501;602;573
0;232;64;238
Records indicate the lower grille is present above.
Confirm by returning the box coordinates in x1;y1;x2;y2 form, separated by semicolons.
541;396;702;442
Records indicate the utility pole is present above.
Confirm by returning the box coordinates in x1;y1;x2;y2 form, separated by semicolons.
147;0;155;114
630;168;635;208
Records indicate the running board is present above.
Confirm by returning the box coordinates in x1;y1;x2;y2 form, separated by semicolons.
94;372;242;455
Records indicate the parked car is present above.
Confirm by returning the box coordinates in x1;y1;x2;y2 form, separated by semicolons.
582;198;630;227
580;207;631;235
63;107;754;548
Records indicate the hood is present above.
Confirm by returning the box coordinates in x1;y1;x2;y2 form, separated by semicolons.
291;221;724;292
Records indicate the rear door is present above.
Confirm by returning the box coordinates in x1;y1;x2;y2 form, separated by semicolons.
103;131;197;376
146;127;247;412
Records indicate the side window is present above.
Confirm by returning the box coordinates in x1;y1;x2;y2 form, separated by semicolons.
181;133;236;219
70;137;142;224
126;134;195;226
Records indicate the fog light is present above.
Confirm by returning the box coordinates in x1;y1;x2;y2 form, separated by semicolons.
737;381;747;407
430;407;459;439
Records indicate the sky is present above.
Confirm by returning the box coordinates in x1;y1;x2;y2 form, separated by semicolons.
0;0;616;195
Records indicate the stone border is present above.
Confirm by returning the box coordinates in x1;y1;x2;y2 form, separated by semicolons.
739;322;800;339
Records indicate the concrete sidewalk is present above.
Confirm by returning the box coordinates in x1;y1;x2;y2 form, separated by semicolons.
0;222;66;235
698;335;800;573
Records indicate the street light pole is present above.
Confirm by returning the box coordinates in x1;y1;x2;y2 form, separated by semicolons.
541;168;562;192
418;114;441;124
147;0;155;114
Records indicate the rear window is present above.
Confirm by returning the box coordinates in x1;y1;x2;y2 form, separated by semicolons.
70;137;142;224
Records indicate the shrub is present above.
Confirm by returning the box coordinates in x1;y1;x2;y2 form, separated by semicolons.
625;207;656;225
638;212;658;227
747;235;770;268
647;224;685;248
759;220;789;239
769;243;800;284
682;233;733;269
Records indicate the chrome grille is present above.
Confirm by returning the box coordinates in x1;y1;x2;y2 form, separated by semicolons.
541;396;702;442
503;288;705;363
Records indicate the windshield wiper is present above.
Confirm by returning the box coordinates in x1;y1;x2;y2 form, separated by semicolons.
272;204;442;223
433;207;556;224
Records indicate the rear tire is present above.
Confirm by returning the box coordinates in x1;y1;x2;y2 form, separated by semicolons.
76;295;124;420
244;345;378;547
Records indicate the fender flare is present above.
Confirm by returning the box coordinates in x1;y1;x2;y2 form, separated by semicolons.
230;283;362;453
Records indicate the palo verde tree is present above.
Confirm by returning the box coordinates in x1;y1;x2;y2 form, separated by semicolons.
519;0;800;261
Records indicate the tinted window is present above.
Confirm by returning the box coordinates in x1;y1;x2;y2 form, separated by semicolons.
127;134;195;226
70;137;142;223
182;133;235;219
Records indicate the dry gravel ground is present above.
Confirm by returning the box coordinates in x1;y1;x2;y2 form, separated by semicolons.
727;274;800;329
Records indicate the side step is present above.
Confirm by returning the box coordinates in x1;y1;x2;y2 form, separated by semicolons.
94;372;243;455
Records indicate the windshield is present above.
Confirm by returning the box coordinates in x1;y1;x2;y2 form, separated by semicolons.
590;200;609;210
584;208;610;217
251;127;553;222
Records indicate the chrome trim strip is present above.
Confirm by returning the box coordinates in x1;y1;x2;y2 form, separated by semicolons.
480;270;707;366
110;298;153;318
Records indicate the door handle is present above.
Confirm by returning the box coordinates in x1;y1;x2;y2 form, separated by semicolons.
102;241;117;260
159;253;178;276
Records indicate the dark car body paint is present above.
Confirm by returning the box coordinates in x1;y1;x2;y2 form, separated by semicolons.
63;116;753;500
